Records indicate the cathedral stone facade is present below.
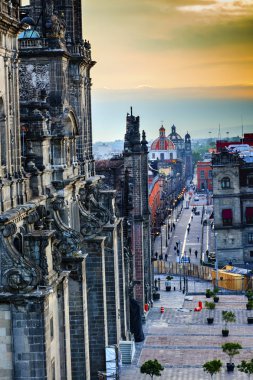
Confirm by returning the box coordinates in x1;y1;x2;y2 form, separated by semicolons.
0;1;132;379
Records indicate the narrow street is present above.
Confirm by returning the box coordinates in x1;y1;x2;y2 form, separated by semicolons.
154;191;214;268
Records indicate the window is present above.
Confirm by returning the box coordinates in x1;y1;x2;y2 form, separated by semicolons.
246;208;253;224
208;170;212;178
152;153;155;159
160;153;164;160
221;177;230;189
249;233;253;244
50;317;54;340
222;209;233;226
248;176;253;187
250;251;253;258
200;170;205;179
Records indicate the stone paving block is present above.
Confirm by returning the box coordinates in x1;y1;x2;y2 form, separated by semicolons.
121;285;253;380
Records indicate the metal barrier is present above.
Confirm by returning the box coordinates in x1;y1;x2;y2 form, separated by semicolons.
154;261;253;292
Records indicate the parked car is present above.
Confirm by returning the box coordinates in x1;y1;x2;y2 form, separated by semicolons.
194;196;199;201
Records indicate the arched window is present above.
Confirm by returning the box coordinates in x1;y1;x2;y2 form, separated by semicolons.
221;177;230;189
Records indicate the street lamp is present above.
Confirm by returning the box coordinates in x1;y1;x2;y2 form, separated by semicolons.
214;231;218;288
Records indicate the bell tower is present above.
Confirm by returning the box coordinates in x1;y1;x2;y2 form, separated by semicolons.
19;0;95;188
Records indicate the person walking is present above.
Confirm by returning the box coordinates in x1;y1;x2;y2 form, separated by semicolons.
165;253;168;261
195;250;198;258
189;247;192;256
197;236;200;243
155;251;158;259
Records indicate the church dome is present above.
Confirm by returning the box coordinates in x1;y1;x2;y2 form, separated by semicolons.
151;138;176;151
18;30;40;39
151;126;176;151
168;124;183;141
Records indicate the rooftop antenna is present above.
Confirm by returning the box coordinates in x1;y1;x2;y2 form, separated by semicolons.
218;124;221;141
130;106;132;116
241;114;244;143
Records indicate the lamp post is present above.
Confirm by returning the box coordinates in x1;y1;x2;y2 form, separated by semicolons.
165;221;168;247
214;232;218;288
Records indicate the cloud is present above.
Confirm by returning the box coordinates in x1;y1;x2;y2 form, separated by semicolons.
177;0;253;16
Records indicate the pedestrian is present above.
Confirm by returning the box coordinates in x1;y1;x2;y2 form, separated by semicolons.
187;227;190;234
174;246;177;251
195;250;198;258
189;247;192;255
177;249;179;256
155;251;158;259
197;236;199;243
176;241;179;248
173;223;175;229
191;215;193;220
165;253;168;261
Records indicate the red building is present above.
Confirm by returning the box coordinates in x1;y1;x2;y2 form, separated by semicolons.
148;175;161;232
216;133;253;152
196;160;213;192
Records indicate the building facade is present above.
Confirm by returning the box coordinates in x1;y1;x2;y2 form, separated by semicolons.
212;148;253;267
0;1;131;379
196;160;213;192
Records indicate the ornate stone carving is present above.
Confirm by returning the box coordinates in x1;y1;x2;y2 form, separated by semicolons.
3;223;17;238
19;64;50;102
0;232;43;293
52;245;62;273
51;196;83;257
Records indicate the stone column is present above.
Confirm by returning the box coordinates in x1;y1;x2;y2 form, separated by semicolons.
103;224;121;345
63;256;90;380
117;220;129;340
85;236;108;379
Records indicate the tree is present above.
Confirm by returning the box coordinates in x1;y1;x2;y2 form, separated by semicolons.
238;359;253;379
203;359;223;379
140;359;164;379
222;342;242;365
222;311;236;333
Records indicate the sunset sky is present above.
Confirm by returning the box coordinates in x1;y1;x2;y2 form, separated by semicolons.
84;0;253;142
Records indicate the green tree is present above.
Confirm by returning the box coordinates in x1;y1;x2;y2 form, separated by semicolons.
203;359;223;379
222;342;242;365
140;359;164;379
222;311;236;332
238;359;253;379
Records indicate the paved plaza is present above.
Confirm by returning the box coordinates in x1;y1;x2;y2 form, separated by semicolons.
120;277;253;379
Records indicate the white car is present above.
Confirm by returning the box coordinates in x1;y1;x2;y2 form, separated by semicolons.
194;196;199;201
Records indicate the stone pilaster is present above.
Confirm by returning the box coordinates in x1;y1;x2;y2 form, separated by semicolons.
117;221;129;339
103;224;121;345
64;256;90;380
85;237;108;379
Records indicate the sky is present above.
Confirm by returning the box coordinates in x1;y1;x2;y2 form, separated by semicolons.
84;0;253;142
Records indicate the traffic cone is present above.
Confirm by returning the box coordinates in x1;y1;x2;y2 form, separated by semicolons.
160;306;165;313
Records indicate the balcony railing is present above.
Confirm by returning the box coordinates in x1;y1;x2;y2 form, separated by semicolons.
18;38;92;60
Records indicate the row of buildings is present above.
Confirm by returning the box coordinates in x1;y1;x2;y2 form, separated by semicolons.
148;125;193;231
0;1;151;379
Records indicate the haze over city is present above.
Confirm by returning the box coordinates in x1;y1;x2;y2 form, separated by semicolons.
85;0;253;142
